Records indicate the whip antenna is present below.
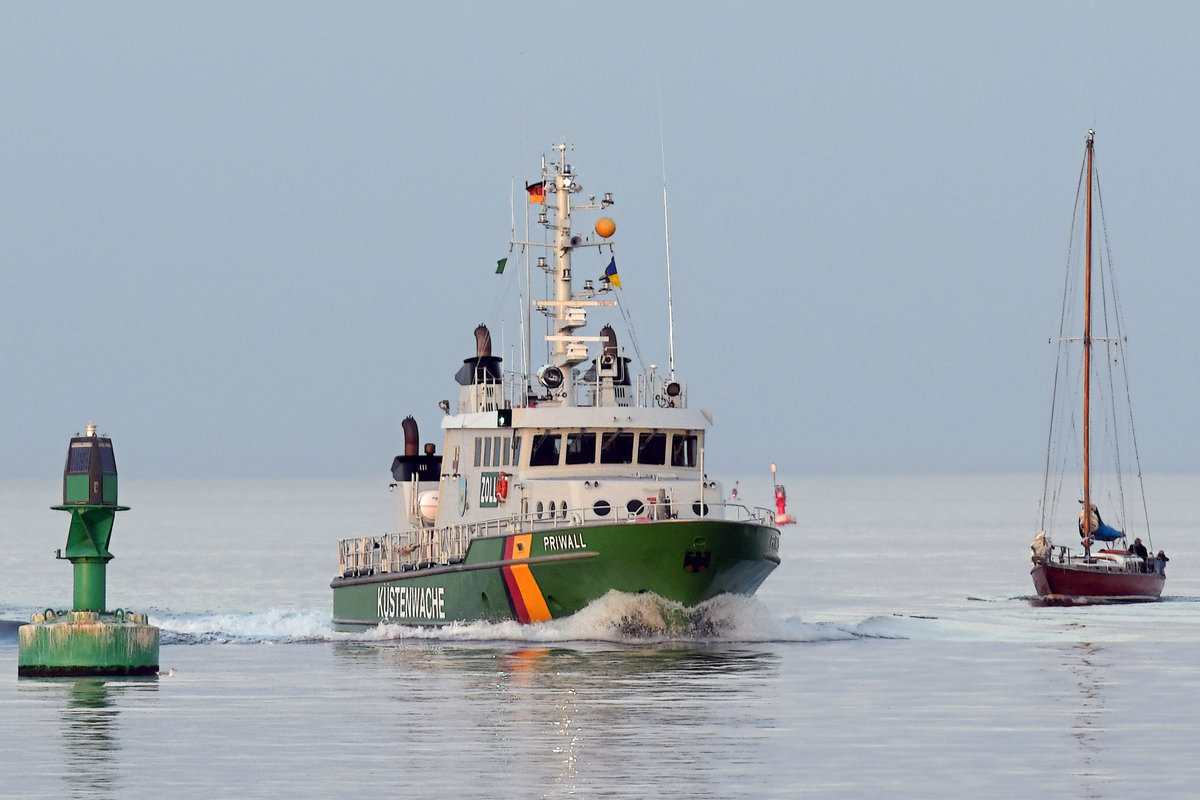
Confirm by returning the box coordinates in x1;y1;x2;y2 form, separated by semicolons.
658;84;676;379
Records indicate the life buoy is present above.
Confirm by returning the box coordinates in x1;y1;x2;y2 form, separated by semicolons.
497;472;509;502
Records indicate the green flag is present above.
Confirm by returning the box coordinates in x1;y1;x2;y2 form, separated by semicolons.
496;257;507;275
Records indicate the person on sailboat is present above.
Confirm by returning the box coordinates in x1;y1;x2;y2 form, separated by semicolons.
1156;550;1170;576
1078;501;1124;543
1130;537;1149;560
1030;531;1051;563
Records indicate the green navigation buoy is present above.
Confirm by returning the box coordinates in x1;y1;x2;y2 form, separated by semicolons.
18;424;160;677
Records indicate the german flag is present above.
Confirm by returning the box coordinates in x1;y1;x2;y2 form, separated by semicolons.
526;180;546;204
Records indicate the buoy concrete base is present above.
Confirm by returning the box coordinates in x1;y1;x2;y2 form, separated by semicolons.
18;610;159;677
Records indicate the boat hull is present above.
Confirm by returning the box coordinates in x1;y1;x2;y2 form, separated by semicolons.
1031;562;1164;601
332;518;780;629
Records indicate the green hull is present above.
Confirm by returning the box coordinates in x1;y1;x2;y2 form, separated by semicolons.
332;519;780;629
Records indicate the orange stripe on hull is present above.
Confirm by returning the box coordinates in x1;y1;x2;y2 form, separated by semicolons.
501;534;552;624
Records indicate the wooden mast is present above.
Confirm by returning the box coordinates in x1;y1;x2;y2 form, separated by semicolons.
1082;129;1095;559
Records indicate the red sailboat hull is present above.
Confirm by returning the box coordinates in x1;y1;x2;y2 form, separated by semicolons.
1031;562;1164;601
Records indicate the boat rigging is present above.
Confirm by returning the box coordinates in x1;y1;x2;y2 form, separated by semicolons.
1029;129;1166;602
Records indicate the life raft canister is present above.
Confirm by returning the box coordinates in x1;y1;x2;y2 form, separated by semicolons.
497;471;509;502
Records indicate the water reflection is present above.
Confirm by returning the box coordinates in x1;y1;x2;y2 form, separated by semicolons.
19;677;158;799
1057;641;1110;800
499;648;581;795
333;639;779;682
332;641;779;796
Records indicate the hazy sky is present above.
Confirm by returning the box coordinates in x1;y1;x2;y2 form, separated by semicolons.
2;2;1199;481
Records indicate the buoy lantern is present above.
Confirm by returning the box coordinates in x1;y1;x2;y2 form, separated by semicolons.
595;217;616;238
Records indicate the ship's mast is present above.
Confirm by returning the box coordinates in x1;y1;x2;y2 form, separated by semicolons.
551;143;578;402
509;143;617;407
1082;129;1094;559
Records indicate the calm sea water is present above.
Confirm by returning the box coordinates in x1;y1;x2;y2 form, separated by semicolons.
2;474;1199;799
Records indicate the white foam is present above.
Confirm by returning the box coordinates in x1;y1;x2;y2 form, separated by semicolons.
152;592;1135;647
148;592;843;646
152;608;335;644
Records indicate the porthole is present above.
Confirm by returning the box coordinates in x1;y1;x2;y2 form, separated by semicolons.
548;500;556;516
536;501;544;520
593;500;611;517
627;499;646;517
559;502;567;519
692;501;710;517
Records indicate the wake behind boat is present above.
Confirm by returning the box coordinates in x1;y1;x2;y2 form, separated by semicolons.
1029;130;1167;602
331;144;785;629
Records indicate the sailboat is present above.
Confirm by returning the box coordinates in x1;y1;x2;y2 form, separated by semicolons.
1029;130;1167;601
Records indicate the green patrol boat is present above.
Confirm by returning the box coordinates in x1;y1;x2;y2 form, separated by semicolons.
331;144;785;629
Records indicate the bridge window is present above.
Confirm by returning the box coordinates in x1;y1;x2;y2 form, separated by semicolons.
600;432;634;464
637;432;666;465
672;434;698;468
566;432;596;465
529;433;561;466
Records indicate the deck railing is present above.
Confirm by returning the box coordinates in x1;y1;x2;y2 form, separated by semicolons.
336;500;777;579
1032;545;1166;576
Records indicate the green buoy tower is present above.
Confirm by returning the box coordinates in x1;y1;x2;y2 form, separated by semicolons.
18;424;160;677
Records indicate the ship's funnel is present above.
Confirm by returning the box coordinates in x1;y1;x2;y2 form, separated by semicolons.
401;416;419;457
455;324;503;385
474;324;492;358
391;418;443;484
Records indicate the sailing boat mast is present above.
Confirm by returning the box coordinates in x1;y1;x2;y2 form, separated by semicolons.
1082;129;1095;559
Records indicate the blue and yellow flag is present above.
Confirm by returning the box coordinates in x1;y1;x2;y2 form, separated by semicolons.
601;257;621;289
